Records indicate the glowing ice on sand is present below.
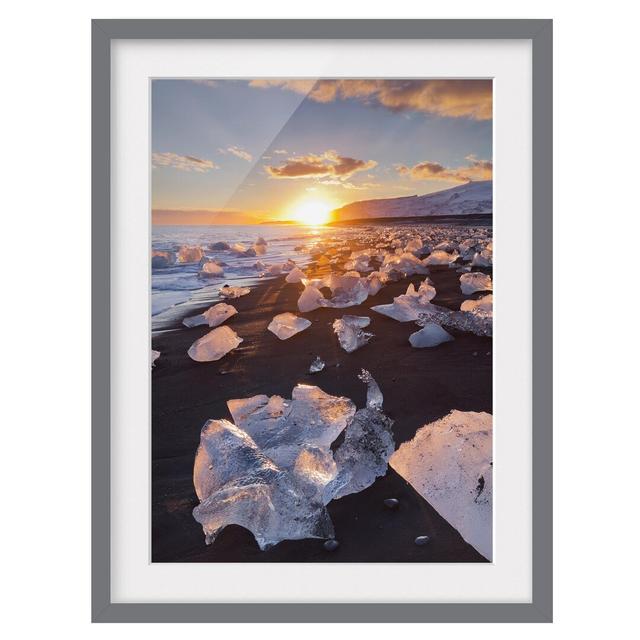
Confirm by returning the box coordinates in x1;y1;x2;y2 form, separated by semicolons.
187;326;243;362
267;313;312;340
460;272;492;295
408;322;454;348
151;350;160;368
390;410;493;560
332;315;373;353
371;280;437;322
309;356;325;373
183;303;237;328
192;372;394;549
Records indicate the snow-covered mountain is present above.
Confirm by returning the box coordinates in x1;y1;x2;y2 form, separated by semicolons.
332;180;492;222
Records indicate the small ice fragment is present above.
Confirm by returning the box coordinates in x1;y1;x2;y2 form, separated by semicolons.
209;241;230;250
267;312;312;340
460;272;493;295
199;262;224;278
471;249;492;267
408;323;454;348
323;539;339;552
187;326;243;362
390;410;493;560
255;236;267;246
384;498;399;510
414;535;430;546
151;350;160;368
219;285;251;299
285;267;306;284
183;303;237;328
298;285;327;312
309;356;325;373
333;316;373;353
358;368;383;410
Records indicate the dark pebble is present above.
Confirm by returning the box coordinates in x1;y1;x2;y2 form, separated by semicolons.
414;535;430;546
323;539;340;552
384;498;400;510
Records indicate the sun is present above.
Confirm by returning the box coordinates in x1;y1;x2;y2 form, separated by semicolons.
291;199;333;225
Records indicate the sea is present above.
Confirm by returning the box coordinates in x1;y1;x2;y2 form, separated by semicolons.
151;224;346;329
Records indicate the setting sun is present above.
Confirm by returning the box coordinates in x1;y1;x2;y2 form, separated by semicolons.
290;199;334;225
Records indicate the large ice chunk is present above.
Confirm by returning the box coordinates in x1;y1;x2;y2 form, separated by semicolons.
460;272;493;295
332;315;373;353
192;373;395;549
267;313;312;340
192;419;334;549
409;323;454;348
187;326;243;362
183;303;237;328
390;410;493;560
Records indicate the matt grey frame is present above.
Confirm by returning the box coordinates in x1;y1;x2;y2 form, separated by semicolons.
92;19;552;623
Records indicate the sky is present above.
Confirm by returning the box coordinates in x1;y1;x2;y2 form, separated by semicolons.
152;79;492;225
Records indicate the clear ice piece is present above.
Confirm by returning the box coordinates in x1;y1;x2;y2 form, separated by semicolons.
408;322;454;348
267;312;312;340
192;419;334;550
183;303;237;328
460;272;493;295
390;410;493;560
187;326;243;362
309;356;325;373
324;370;393;500
297;285;327;312
192;374;395;550
333;315;373;352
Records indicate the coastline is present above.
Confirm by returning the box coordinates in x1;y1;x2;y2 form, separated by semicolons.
152;253;492;563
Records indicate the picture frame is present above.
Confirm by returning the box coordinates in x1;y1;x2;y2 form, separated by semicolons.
92;18;552;623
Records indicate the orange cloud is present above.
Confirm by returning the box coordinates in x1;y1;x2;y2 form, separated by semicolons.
250;79;492;120
396;155;492;183
265;150;377;183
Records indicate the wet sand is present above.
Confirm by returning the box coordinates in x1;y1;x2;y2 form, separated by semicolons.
152;259;492;563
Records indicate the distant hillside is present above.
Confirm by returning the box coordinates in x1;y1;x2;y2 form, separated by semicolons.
331;180;492;221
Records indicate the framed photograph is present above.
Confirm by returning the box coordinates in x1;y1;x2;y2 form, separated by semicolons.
93;19;552;622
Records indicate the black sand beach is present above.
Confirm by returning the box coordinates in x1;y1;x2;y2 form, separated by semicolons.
152;247;492;563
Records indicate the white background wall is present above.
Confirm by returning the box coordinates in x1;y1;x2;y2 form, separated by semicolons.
1;0;638;636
